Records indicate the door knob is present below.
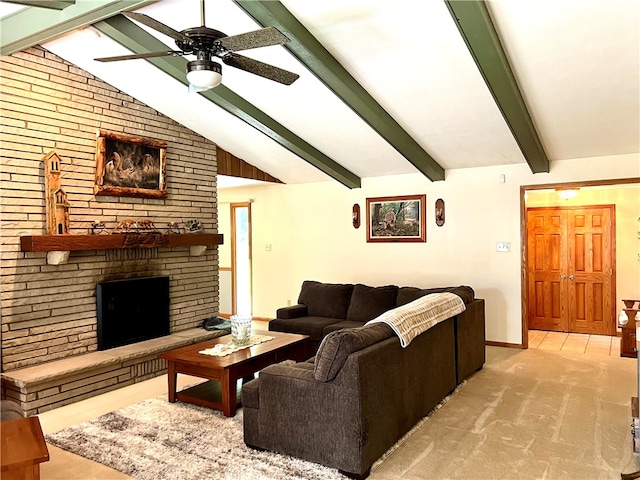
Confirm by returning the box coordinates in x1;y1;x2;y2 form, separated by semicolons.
569;274;575;280
561;274;566;280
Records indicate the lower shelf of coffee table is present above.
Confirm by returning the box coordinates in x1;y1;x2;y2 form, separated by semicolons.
176;380;244;410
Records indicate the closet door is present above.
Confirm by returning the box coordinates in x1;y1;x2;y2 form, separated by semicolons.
527;209;569;331
527;206;615;335
567;208;614;335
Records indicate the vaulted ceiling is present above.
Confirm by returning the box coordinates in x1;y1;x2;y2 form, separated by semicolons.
1;0;638;188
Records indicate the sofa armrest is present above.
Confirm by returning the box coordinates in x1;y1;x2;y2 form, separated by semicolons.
276;304;308;319
260;360;317;381
248;360;363;473
455;298;485;383
242;360;315;410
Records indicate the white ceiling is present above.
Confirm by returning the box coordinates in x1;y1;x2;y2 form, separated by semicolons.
3;0;639;186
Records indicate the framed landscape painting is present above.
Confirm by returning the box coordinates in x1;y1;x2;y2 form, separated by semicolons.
94;130;167;199
366;194;426;243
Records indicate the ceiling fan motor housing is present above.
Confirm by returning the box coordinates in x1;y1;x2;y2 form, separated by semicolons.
177;27;228;57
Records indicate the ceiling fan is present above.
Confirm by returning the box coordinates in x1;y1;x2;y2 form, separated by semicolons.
94;0;299;92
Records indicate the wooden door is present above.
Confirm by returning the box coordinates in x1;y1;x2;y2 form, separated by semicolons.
527;209;568;331
567;208;613;335
230;202;252;315
527;206;615;335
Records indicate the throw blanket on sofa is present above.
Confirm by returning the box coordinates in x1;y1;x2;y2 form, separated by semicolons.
366;292;466;347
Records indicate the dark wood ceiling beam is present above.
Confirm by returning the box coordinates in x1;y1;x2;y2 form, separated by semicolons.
233;0;446;182
95;15;361;189
1;0;75;10
0;0;153;55
445;1;549;173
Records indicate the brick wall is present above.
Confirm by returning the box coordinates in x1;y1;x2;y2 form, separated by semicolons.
0;47;219;371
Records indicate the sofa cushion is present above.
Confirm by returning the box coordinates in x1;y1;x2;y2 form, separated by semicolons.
322;320;366;337
276;304;308;319
269;316;343;342
298;280;354;318
314;323;394;382
396;287;423;306
346;284;399;323
396;285;475;306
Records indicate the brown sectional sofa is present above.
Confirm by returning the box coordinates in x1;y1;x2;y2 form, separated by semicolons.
242;281;485;478
269;280;485;383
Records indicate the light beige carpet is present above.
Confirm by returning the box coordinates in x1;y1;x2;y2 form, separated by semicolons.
371;346;638;479
40;346;639;480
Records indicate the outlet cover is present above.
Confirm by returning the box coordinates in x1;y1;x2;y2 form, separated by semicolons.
496;242;511;252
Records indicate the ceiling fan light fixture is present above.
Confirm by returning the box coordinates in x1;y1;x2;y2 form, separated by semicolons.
556;187;580;199
186;59;222;90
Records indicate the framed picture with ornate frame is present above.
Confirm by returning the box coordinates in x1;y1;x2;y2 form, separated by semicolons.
366;194;426;243
94;130;167;199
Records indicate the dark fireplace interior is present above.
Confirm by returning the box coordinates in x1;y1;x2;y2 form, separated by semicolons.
96;276;170;350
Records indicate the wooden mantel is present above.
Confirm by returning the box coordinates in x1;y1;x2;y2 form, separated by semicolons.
20;233;223;265
20;233;223;252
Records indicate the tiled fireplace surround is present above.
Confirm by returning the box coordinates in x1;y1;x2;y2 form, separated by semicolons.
0;47;224;415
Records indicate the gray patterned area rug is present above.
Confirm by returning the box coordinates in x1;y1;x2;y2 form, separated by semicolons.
46;383;463;480
46;397;346;480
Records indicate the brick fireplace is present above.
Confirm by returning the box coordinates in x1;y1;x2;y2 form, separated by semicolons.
0;47;223;412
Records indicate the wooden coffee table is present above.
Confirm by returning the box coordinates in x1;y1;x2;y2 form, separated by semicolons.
158;330;308;417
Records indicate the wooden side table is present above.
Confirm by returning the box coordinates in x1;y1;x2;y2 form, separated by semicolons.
621;299;640;358
1;416;50;480
621;323;638;358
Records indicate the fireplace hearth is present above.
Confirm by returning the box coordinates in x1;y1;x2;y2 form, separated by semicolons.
96;276;170;350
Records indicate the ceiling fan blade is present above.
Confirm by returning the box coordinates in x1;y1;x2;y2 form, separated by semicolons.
95;51;183;62
223;54;299;85
123;11;193;46
219;26;290;52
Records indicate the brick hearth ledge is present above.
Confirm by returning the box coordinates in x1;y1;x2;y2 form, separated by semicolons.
1;328;226;415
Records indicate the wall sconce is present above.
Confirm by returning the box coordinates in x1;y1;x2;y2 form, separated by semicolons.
435;198;445;227
556;188;579;200
352;204;360;229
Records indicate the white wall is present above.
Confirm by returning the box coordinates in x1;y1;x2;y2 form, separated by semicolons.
218;153;640;345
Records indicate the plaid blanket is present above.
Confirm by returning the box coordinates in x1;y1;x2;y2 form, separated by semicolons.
366;292;466;347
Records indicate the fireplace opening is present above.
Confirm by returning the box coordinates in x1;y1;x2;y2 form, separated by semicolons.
96;276;170;350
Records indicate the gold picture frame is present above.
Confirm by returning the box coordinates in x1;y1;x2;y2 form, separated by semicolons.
366;194;426;243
